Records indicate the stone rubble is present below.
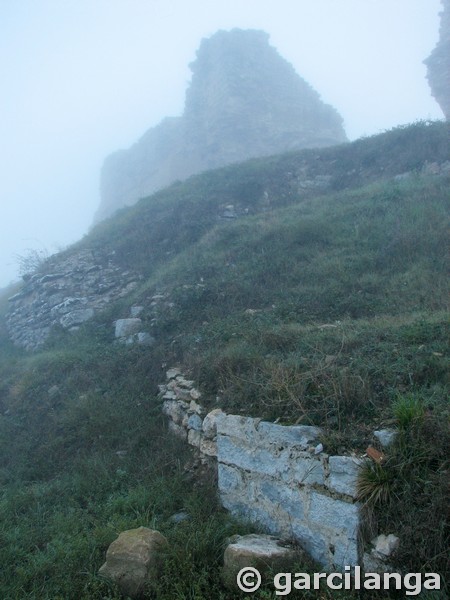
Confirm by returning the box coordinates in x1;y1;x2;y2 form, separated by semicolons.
6;248;141;350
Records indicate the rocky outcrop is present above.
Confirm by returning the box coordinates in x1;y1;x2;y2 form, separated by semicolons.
95;28;347;222
6;249;141;350
425;0;450;119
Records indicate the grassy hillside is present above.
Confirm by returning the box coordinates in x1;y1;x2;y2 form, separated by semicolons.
0;121;448;598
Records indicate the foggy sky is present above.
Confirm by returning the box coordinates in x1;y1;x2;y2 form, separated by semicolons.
0;0;444;289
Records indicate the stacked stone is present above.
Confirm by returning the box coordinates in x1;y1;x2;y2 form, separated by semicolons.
6;248;140;350
160;368;225;458
160;368;402;570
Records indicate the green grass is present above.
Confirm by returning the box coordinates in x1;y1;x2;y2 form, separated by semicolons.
0;121;448;597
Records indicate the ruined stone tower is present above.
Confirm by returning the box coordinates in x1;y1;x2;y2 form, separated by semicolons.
95;29;347;222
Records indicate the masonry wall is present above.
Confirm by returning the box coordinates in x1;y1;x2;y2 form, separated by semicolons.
160;369;362;569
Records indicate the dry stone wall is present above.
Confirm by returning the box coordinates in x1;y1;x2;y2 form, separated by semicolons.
160;369;362;569
6;249;141;350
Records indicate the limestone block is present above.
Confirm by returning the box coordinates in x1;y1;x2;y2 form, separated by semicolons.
166;367;181;380
373;429;397;448
115;318;142;338
216;415;261;440
202;408;226;439
60;308;95;328
222;534;300;589
188;429;202;448
217;434;324;484
257;421;322;449
308;492;360;565
98;527;168;598
130;305;144;317
200;437;218;457
217;434;277;475
187;413;203;431
188;399;202;414
189;388;202;400
309;491;359;539
258;478;306;521
175;376;195;388
289;455;325;485
162;400;188;425
290;520;328;567
172;385;192;401
327;456;363;498
136;332;155;346
218;463;244;498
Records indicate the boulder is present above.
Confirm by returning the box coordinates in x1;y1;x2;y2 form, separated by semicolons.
223;534;300;589
115;318;142;338
373;429;397;448
136;332;156;346
98;527;168;598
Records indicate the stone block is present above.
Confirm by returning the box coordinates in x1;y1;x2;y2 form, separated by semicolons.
372;533;399;558
115;318;142;338
309;491;359;539
98;527;168;599
291;521;328;567
218;463;244;498
60;308;95;328
188;399;202;414
257;421;322;449
187;413;203;431
258;478;306;521
162;400;188;425
373;429;397;448
136;332;155;346
217;434;278;475
166;367;181;380
200;437;218;457
327;456;362;498
289;455;325;485
223;534;300;590
216;414;261;439
188;429;202;448
202;408;226;439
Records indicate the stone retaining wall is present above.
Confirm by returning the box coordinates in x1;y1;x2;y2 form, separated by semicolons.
160;369;362;569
